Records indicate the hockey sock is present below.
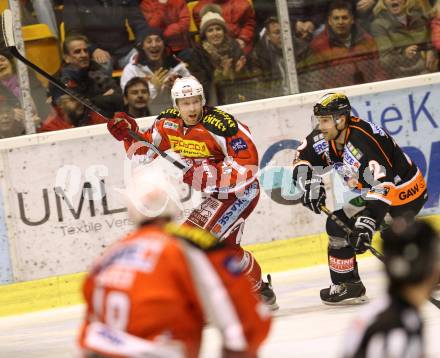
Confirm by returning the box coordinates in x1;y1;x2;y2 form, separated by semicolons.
234;247;262;291
328;246;360;284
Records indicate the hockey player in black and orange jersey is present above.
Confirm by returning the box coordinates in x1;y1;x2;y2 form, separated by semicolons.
106;76;277;309
78;168;271;358
291;92;428;305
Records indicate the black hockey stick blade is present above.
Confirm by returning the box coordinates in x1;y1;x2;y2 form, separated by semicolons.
429;297;440;309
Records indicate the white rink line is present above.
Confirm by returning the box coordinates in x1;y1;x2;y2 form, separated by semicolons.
0;258;439;358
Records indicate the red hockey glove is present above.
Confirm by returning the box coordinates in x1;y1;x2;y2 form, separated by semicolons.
107;112;139;141
183;159;218;192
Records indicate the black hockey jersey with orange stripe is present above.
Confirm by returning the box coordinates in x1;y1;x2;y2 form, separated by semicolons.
293;117;426;216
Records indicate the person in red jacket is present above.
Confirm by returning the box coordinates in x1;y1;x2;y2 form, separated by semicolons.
302;0;386;91
107;76;278;310
78;167;272;358
38;95;106;132
193;0;256;54
139;0;190;54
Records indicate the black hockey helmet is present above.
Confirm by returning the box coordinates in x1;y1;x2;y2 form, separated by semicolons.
382;218;440;284
313;92;351;117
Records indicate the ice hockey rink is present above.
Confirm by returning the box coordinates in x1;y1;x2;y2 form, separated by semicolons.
0;258;439;358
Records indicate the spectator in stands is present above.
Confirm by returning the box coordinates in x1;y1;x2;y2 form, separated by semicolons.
188;5;255;105
301;0;386;92
63;0;150;72
430;1;440;55
371;0;437;79
0;50;50;122
0;98;25;139
139;0;190;54
123;77;151;118
50;35;124;118
39;95;106;132
254;17;288;98
193;0;256;54
289;1;380;38
355;0;379;31
120;29;191;115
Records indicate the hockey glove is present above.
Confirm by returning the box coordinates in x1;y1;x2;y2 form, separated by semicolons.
349;216;376;254
302;174;326;214
107;112;139;141
183;159;218;192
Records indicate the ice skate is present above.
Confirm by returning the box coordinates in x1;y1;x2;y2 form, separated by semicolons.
320;281;368;305
259;274;279;311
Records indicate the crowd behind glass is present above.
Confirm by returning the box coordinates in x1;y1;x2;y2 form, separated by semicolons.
0;0;438;138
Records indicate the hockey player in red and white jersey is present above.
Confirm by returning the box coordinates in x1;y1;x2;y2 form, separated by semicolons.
107;76;277;309
78;167;272;358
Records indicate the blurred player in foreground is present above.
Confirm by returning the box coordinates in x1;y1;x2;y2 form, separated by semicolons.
342;218;440;357
78;167;271;358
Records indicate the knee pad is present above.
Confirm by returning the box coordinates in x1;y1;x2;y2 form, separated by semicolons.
326;212;350;249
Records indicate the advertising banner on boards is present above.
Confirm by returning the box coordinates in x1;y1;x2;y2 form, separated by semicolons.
1;75;439;281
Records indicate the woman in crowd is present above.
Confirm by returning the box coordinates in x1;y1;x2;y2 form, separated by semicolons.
188;5;258;105
0;50;50;130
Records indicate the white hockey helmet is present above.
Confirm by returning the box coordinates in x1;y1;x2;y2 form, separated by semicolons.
171;76;206;107
123;166;183;224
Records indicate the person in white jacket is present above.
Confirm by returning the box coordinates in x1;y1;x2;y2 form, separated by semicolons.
120;28;191;114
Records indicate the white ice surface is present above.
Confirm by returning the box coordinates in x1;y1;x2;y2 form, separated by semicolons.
0;258;439;358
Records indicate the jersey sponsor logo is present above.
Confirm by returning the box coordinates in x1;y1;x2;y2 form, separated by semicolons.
187;197;222;229
367;121;386;136
398;183;420;201
333;162;359;188
202;108;238;136
329;256;355;274
213;182;258;237
168;135;211;157
369;185;390;197
163;120;179;131
313;133;324;142
346;142;363;160
230;137;248;153
158;107;179;119
343;147;361;169
313;139;328;155
165;223;218;250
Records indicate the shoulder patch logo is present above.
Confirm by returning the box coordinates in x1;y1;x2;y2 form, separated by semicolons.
163;120;179;131
230;137;248;153
202;108;238;137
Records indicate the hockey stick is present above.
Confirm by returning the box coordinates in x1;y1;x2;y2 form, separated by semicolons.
0;9;189;172
319;205;383;260
320;205;440;309
127;130;188;171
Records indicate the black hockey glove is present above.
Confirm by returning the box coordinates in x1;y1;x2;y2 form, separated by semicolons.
349;216;376;254
302;174;326;214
